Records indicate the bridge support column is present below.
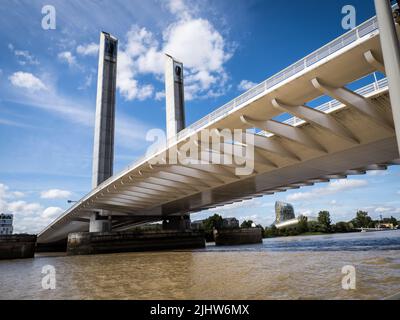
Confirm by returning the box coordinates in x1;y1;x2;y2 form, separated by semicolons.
163;215;191;231
92;32;118;189
165;54;185;141
375;0;400;155
89;212;111;233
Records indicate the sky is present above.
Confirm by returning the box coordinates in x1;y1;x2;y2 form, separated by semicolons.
0;0;399;233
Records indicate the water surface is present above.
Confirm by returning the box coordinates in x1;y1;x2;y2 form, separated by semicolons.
1;231;399;300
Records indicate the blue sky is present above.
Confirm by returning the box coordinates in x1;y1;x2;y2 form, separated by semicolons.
0;0;399;233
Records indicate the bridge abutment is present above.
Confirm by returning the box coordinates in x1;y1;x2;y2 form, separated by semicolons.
66;230;205;256
162;215;191;231
89;212;112;233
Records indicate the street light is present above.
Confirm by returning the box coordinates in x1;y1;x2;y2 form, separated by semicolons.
67;200;77;204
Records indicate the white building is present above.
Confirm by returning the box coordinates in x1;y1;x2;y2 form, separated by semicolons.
0;213;13;235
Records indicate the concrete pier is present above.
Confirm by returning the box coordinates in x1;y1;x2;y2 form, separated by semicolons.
35;238;67;253
67;230;205;256
214;228;263;246
0;235;37;260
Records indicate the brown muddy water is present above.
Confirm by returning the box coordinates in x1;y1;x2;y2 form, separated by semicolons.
0;231;399;300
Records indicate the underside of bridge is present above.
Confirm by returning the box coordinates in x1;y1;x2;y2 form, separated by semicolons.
38;4;400;245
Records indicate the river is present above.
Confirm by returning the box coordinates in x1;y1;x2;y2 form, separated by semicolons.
0;230;399;300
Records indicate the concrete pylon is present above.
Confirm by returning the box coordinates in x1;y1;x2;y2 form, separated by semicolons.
90;32;118;233
165;54;186;141
374;0;400;155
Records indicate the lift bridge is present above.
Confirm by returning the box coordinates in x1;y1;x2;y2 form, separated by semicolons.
38;3;400;244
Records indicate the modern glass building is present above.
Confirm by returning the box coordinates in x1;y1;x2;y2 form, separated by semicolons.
275;202;295;224
0;213;13;235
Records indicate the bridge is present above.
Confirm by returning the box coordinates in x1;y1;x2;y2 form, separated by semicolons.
38;2;400;244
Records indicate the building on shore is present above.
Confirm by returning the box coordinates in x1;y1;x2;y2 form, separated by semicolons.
274;202;316;229
0;213;13;235
275;202;295;224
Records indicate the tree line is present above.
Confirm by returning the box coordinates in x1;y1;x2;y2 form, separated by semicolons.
263;210;399;238
200;211;399;240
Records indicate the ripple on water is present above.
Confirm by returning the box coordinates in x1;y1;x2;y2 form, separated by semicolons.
1;231;399;299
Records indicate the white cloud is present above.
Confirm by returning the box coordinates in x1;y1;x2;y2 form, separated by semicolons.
155;91;166;101
167;0;188;15
58;51;77;67
362;205;400;219
0;184;24;200
117;45;155;101
8;77;153;150
41;207;63;219
14;50;39;66
7;201;42;213
8;44;39;65
0;183;66;234
238;80;257;91
78;73;93;90
287;179;368;202
9;72;47;92
41;189;72;199
77;43;99;56
367;170;389;176
116;0;233;101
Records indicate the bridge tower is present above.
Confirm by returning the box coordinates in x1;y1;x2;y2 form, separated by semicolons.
374;0;400;155
164;55;191;230
90;32;118;233
165;54;186;141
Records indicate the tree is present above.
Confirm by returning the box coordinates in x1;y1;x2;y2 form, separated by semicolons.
317;211;332;233
203;214;223;231
352;210;372;228
333;221;352;233
264;225;279;238
203;214;223;242
256;224;265;234
297;215;309;234
241;220;254;228
307;221;320;233
386;216;398;226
